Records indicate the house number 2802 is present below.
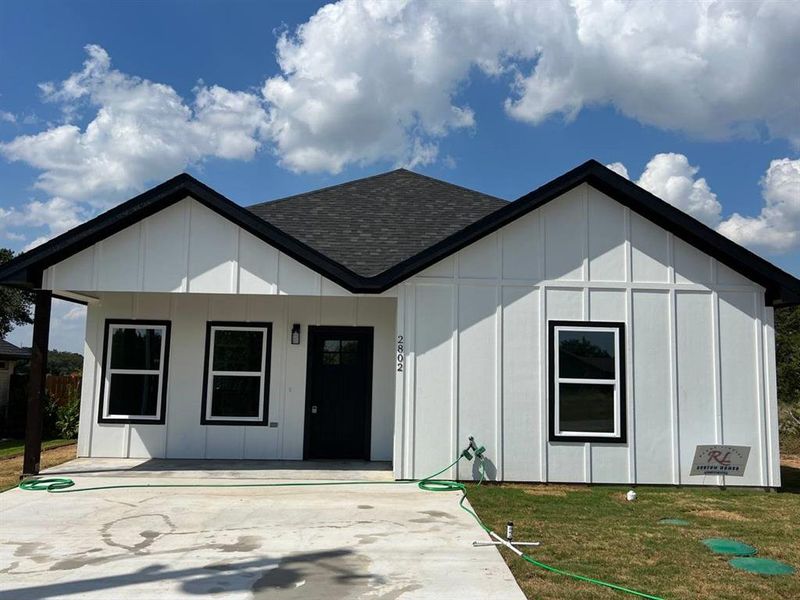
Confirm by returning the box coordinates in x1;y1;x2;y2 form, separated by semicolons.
396;335;405;372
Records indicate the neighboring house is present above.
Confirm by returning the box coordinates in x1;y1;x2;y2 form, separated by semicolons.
0;161;798;487
0;339;30;421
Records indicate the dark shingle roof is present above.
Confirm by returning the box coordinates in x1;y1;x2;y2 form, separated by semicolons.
247;169;507;277
0;339;29;360
0;162;797;304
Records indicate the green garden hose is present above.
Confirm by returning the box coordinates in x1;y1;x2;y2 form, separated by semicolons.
19;450;663;599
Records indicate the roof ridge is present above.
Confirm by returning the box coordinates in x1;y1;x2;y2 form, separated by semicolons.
247;167;506;209
247;169;407;209
397;169;506;202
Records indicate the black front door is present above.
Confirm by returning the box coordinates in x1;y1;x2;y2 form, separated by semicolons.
304;326;373;460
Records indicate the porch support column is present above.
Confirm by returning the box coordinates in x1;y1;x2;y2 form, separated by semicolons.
22;289;52;478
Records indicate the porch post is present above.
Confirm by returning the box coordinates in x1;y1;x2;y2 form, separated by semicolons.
22;289;52;478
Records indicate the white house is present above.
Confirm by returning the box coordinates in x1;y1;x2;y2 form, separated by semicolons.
2;160;797;486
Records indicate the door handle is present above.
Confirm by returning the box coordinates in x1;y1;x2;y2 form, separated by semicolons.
311;405;318;414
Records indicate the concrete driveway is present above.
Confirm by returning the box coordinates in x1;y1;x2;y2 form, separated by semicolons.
0;459;525;599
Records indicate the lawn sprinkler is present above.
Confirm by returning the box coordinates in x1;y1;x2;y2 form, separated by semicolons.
464;437;541;552
472;520;541;550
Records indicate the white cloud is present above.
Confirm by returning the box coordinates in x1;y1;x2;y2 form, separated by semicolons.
606;162;629;179
1;45;268;203
0;196;85;251
635;153;722;226
1;3;799;248
0;110;16;123
0;44;268;248
610;153;800;254
5;299;87;354
717;158;800;253
262;0;800;173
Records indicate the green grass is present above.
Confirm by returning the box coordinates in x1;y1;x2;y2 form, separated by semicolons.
466;466;799;600
0;438;76;459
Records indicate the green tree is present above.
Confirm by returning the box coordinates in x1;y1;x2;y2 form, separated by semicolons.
0;248;33;338
776;305;800;407
46;350;84;375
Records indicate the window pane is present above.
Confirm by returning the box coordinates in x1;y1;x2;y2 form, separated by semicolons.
212;330;263;372
323;340;340;352
341;340;358;352
341;351;359;365
322;352;340;365
559;383;615;434
108;373;159;416
211;375;261;417
110;327;162;370
559;330;615;379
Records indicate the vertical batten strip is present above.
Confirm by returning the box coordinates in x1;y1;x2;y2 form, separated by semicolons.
406;284;416;478
762;307;780;487
164;294;175;458
203;296;211;459
582;188;591;482
668;288;681;484
495;233;504;481
233;227;240;294
182;200;192;293
753;293;769;487
277;296;289;459
91;242;100;291
393;286;406;479
538;284;548;482
538;211;548;482
710;260;724;486
451;253;460;479
582;184;590;283
623;207;636;483
137;222;146;291
583;285;591;483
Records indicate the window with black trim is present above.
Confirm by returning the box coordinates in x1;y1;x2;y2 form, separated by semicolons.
549;321;626;443
201;322;272;425
99;320;171;424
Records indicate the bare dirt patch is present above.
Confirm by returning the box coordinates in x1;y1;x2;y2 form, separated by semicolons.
689;509;750;521
509;483;590;497
0;444;77;491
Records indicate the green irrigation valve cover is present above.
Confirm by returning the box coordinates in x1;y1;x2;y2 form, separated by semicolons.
702;538;757;556
658;518;690;526
729;557;795;575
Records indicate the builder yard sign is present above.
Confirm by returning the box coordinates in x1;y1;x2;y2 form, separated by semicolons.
690;445;751;477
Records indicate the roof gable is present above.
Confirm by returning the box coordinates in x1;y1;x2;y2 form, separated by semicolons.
0;161;797;305
247;169;506;277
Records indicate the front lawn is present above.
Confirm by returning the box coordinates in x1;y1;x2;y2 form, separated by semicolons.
0;438;76;459
466;461;799;600
0;442;77;491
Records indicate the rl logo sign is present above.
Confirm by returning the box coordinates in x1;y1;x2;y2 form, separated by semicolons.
690;445;751;477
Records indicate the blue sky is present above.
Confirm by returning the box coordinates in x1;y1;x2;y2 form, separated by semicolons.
1;0;798;351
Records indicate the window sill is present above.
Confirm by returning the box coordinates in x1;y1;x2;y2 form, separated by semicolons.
98;416;165;425
200;417;270;426
549;433;627;444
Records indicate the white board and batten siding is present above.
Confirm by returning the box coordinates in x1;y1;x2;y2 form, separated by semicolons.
41;196;387;298
44;196;398;462
397;183;779;487
76;293;396;461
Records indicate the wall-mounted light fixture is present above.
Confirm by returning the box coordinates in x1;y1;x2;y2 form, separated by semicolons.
291;323;301;345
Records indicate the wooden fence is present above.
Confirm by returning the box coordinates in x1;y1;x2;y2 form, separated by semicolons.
45;374;82;404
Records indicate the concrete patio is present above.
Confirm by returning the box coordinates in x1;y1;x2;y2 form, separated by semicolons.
0;459;525;599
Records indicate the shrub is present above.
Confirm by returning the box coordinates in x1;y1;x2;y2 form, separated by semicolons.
42;392;60;439
56;388;80;440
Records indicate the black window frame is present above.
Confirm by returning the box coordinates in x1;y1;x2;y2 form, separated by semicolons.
548;320;627;444
97;318;171;425
200;321;273;426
